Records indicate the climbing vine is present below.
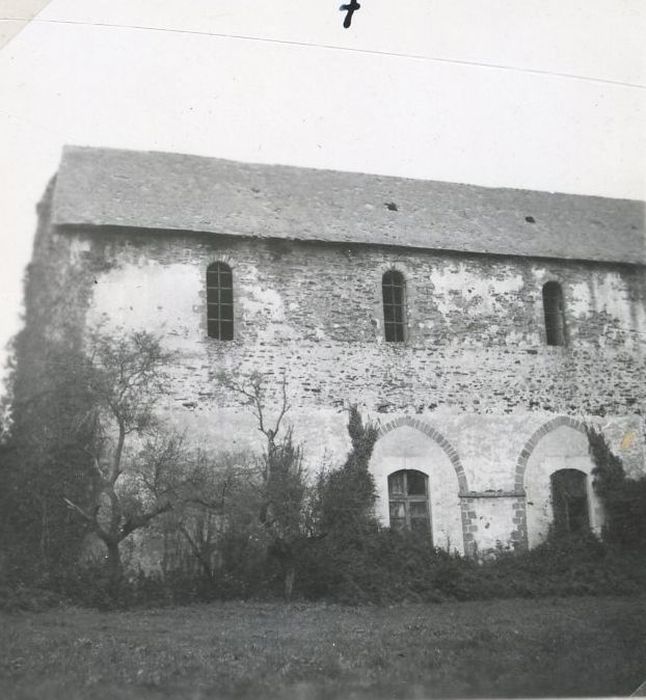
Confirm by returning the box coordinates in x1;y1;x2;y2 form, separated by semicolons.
587;425;646;549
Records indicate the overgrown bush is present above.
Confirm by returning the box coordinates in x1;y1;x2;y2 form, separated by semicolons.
34;525;645;609
475;531;646;599
314;406;379;538
5;384;646;609
587;426;646;549
296;529;646;604
297;529;462;603
0;584;68;612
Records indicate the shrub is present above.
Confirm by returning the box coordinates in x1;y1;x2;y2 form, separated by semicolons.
587;426;646;549
0;584;67;612
296;528;646;605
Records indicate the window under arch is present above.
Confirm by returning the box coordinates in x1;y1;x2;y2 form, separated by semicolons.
550;469;589;535
388;470;431;534
542;281;566;346
382;269;406;342
207;262;233;340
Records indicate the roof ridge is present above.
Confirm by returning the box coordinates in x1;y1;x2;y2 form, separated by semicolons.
61;145;644;205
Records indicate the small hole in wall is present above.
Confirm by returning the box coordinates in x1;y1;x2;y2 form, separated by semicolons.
525;216;536;223
385;202;399;211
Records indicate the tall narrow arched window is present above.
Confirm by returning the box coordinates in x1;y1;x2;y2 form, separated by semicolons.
550;469;589;535
207;262;233;340
388;470;431;534
382;270;406;342
542;281;566;346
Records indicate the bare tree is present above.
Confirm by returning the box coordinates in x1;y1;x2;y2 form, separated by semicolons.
219;370;307;600
64;330;188;594
161;449;254;583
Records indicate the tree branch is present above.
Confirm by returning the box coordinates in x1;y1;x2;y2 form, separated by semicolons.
110;417;126;483
63;496;94;523
179;524;215;579
80;445;108;485
120;501;172;539
63;497;109;541
272;373;291;438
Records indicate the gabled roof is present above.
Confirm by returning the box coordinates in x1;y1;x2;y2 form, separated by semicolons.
52;145;646;265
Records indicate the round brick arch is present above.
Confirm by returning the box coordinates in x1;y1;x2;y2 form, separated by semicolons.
513;416;588;492
377;416;469;493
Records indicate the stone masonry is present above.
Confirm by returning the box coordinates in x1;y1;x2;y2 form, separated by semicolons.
23;146;646;555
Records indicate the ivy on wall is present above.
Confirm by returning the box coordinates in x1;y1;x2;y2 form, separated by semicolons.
587;425;646;549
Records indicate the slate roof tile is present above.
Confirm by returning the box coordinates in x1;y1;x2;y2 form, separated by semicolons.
52;146;646;265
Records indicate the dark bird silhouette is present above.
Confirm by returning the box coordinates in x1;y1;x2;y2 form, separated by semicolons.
340;1;361;28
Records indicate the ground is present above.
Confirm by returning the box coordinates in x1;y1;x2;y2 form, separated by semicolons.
1;597;645;699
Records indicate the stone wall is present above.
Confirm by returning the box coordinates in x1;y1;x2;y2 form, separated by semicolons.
32;219;646;552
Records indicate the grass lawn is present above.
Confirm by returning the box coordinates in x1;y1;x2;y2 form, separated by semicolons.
1;596;645;699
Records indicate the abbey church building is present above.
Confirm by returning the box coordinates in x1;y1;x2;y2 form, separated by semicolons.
26;145;646;555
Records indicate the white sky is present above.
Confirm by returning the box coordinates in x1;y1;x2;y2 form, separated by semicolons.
1;0;645;389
